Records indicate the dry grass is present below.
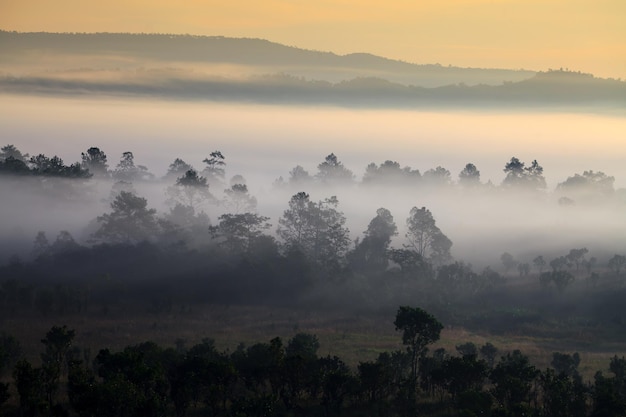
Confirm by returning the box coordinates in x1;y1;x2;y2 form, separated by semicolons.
1;302;622;382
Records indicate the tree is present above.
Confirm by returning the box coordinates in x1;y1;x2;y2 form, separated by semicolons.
502;157;546;190
362;160;420;185
593;367;626;417
583;256;598;275
435;262;477;304
316;153;354;184
540;270;575;292
282;333;321;409
490;350;539;415
202;150;226;190
348;207;397;272
480;342;498;368
113;151;152;182
41;325;75;410
500;252;518;273
551;352;581;377
31;231;50;260
358;360;392;405
317;355;354;416
518;262;530;277
93;191;159;244
533;255;546;274
394;306;443;395
0;155;31;175
0;336;18;408
94;343;170;417
608;254;626;275
287;165;313;186
456;342;478;359
430;231;453;266
164;158;193;181
557;170;615;201
566;248;588;272
81;147;109;177
540;368;587;417
277;192;350;271
48;230;82;255
550;256;568;272
388;248;433;277
13;359;45;415
209;213;272;255
422;166;451;187
166;169;214;211
442;355;489;399
458;163;481;187
405;206;451;262
0;332;21;377
223;183;257;214
28;154;91;178
161;203;210;245
0;144;29;162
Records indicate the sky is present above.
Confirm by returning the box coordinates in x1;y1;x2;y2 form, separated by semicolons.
1;0;625;79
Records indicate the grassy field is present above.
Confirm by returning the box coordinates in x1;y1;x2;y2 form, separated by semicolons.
2;301;624;383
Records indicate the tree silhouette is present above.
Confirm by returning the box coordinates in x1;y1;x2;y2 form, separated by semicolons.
28;154;91;178
502;157;546;190
608;254;626;275
557;170;615;202
316;153;354;184
113;151;152;182
490;350;539;414
166;169;214;211
209;213;272;254
164;158;193;181
405;207;451;262
202;151;226;190
423;166;452;187
0;144;29;162
287;165;313;187
277;192;350;271
93;191;159;244
394;306;443;396
81;147;109;177
458;163;481;187
348;207;397;272
362;160;420;185
223;183;257;214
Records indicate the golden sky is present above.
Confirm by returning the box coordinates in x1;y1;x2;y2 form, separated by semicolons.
1;0;625;78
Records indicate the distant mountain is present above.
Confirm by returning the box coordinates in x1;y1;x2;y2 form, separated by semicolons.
0;30;534;87
1;31;624;109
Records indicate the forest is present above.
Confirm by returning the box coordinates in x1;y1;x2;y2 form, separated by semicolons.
1;143;626;416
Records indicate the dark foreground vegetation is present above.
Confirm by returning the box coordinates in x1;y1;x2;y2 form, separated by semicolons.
2;144;626;415
1;308;626;417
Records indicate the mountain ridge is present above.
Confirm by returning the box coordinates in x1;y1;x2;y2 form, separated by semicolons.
1;30;624;109
0;30;535;87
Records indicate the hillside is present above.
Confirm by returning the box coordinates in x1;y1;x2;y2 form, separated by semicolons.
1;31;625;108
0;30;534;87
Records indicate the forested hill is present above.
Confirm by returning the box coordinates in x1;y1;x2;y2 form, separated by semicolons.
2;31;624;108
0;30;534;87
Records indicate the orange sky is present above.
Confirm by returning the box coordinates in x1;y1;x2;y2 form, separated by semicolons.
1;0;625;78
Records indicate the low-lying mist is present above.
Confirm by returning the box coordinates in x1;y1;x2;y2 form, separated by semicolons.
1;94;626;270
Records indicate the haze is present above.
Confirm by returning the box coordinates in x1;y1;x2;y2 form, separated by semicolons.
2;94;626;269
2;0;625;79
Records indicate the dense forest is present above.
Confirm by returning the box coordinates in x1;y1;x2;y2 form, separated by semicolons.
2;143;626;415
